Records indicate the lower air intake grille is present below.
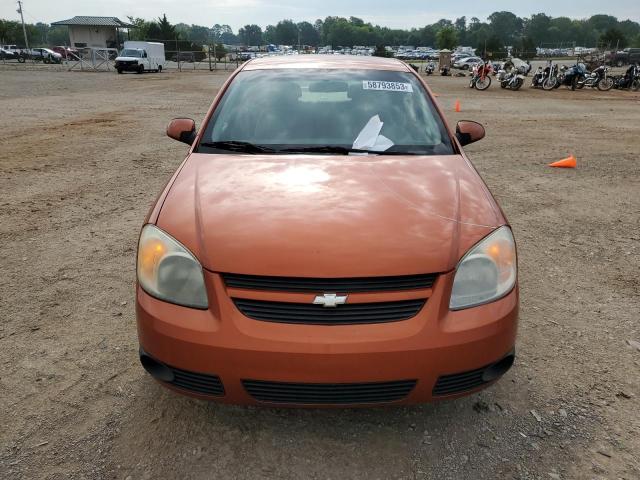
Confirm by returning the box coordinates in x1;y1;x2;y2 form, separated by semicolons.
233;298;425;325
243;379;417;404
432;367;487;396
222;273;437;292
168;367;224;396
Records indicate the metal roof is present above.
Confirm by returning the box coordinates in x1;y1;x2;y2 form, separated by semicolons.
51;16;134;28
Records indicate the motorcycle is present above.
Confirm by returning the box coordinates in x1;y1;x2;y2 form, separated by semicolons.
612;64;640;91
469;61;492;90
575;65;613;91
542;63;560;90
426;62;435;75
498;65;525;90
531;64;551;88
558;63;588;91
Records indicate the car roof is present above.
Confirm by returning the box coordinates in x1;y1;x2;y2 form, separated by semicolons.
242;55;411;72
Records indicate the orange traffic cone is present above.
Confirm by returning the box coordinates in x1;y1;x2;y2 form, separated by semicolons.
454;99;461;112
549;155;577;168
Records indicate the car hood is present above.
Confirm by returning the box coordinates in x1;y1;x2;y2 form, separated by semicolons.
115;56;140;62
156;153;503;277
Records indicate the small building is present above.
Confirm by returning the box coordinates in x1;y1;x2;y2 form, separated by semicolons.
439;49;452;68
51;16;134;49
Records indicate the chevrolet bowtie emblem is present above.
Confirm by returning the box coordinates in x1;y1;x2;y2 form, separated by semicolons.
313;293;348;308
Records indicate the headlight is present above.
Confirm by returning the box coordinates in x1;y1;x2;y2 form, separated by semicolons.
450;226;517;310
137;224;208;309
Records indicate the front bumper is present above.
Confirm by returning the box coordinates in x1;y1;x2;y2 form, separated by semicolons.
115;61;140;71
136;271;518;406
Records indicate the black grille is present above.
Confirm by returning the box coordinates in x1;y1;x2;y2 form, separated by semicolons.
243;379;417;404
168;367;224;396
432;367;487;396
222;273;437;293
233;298;425;325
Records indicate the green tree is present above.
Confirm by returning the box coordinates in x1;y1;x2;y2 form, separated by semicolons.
274;19;298;45
213;43;227;60
297;21;320;46
524;13;551;46
46;25;69;45
488;11;523;45
127;17;153;41
515;36;536;59
211;24;236;44
147;14;177;40
587;15;618;34
263;25;276;44
436;25;458;50
238;24;262;46
600;27;627;49
454;17;467;45
547;17;576;44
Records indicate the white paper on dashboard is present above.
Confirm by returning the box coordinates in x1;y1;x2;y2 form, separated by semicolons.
369;134;394;152
352;115;394;152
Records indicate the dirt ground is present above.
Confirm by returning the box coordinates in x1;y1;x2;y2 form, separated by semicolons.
1;67;639;480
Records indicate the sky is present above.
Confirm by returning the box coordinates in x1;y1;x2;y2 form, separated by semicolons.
3;0;639;31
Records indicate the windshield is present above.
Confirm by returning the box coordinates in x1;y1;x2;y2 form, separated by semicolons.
198;69;454;155
121;49;142;58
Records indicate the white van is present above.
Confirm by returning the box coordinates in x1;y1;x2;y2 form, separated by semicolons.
115;41;165;74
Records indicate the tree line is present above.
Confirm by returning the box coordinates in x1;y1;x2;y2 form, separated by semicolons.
2;12;639;53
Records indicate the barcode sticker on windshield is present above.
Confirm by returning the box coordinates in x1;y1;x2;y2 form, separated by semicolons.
363;81;413;92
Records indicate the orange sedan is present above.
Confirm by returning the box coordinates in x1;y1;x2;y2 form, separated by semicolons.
136;55;518;406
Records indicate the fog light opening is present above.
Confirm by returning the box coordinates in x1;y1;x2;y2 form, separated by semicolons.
482;353;515;382
139;351;174;382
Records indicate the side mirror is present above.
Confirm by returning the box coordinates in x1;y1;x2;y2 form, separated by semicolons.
167;118;196;145
455;120;485;146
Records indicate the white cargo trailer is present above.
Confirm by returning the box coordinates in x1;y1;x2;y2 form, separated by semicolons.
115;41;165;74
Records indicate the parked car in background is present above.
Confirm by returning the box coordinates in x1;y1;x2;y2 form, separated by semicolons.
1;47;20;61
51;46;79;60
136;55;518;407
453;56;483;70
171;51;195;63
610;48;640;67
1;44;24;54
30;48;63;63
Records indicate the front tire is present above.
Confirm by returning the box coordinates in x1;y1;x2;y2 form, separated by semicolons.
137;65;144;74
475;76;491;90
598;78;613;91
632;80;640;92
117;68;123;74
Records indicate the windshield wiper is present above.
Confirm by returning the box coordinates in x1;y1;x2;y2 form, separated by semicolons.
198;141;276;154
280;146;423;155
280;145;353;155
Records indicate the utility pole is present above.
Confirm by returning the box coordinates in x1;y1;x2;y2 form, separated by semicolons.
16;1;29;50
